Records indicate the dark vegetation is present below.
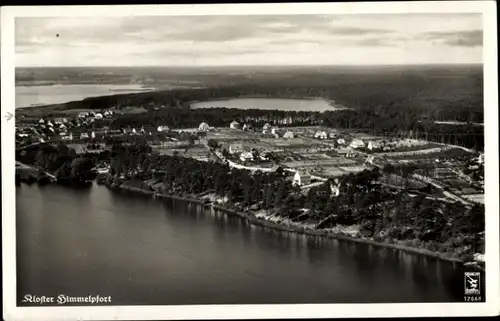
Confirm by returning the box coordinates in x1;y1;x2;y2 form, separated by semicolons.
20;65;484;150
16;140;485;260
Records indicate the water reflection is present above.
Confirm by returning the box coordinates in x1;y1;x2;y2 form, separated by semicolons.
16;185;463;305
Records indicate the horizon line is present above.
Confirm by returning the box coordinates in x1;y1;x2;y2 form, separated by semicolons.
16;62;484;69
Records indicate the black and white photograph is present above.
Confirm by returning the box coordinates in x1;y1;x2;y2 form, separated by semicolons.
2;2;499;320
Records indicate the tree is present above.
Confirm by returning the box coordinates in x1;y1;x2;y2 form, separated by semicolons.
274;180;286;208
207;139;219;150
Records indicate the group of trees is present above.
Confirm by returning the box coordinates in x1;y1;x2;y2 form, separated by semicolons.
16;143;100;184
38;65;482;151
18;137;485;259
107;106;483;150
100;142;484;257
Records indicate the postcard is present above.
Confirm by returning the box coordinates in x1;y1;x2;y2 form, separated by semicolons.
2;2;498;320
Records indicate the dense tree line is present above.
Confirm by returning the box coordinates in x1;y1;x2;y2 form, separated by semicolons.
16;143;102;184
17;140;485;259
104;143;484;259
109;107;483;150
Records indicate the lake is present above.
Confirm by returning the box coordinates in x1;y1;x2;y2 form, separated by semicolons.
15;84;155;108
16;184;466;306
190;98;343;112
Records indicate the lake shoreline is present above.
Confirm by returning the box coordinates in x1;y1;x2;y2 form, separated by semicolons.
188;96;350;111
114;183;484;269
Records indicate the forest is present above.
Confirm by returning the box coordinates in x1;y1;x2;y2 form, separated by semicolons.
108;107;484;150
17;141;485;261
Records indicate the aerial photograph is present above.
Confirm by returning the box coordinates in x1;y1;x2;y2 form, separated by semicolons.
14;11;485;306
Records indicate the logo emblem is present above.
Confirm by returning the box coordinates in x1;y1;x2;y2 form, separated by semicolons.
464;272;480;295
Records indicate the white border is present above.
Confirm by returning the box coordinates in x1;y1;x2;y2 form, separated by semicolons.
2;2;499;320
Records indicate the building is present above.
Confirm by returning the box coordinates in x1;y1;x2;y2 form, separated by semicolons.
80;133;89;139
263;123;272;131
293;171;312;186
95;113;103;119
229;143;243;154
270;165;284;174
239;151;254;162
283;131;294;139
199;122;210;132
478;153;485;164
315;131;327;140
179;131;192;142
329;132;337;139
367;141;381;151
271;127;278;135
337;147;357;158
337;138;346;145
157;125;169;132
230;121;240;129
330;183;340;196
350;139;365;149
242;123;253;131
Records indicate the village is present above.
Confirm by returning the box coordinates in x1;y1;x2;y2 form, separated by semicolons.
15;106;485;207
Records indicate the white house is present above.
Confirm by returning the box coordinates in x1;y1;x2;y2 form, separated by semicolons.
318;131;328;140
104;111;111;117
337;138;346;145
157;125;169;132
38;119;45;124
478;153;484;164
263;123;272;131
91;131;96;139
95;113;103;119
293;171;312;186
367;141;381;151
132;128;137;134
199;122;210;132
329;132;337;139
229;143;243;154
59;124;67;130
330;183;340;196
271;127;278;135
230;121;240;129
283;131;294;139
80;133;89;139
350;139;365;149
242;123;253;131
239;151;254;162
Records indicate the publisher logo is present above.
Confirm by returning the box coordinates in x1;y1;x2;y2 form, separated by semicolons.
464;272;480;295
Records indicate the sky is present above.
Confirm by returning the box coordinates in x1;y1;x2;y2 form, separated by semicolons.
15;14;483;67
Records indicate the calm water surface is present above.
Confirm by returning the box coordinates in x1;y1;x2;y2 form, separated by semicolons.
191;98;342;112
16;184;465;305
15;84;155;108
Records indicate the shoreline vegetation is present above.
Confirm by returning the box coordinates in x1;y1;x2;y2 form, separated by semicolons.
15;143;485;270
16;86;484;151
15;70;485;269
115;181;479;267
